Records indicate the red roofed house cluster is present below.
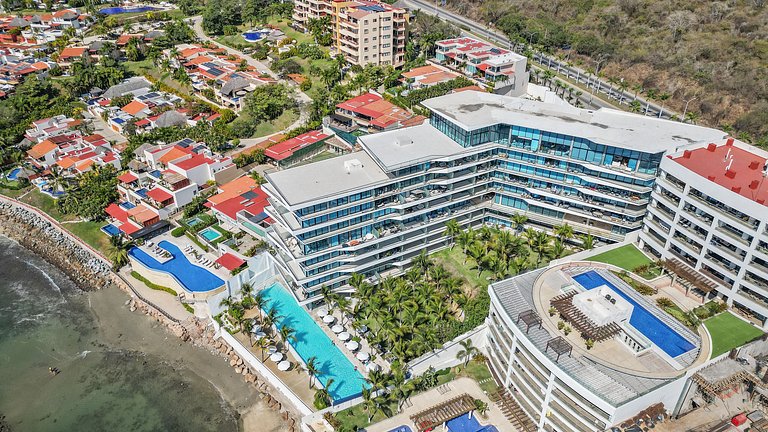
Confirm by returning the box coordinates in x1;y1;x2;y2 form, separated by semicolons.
206;176;272;238
435;37;529;96
333;91;425;133
169;44;276;111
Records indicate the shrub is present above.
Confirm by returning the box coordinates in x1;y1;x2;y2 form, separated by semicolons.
585;338;594;350
548;306;557;316
557;320;565;330
130;271;178;296
171;226;186;237
656;297;675;309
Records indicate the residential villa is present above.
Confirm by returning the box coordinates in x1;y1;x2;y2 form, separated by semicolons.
207;175;272;239
332;91;425;133
401;64;460;90
435;37;529;97
292;0;409;67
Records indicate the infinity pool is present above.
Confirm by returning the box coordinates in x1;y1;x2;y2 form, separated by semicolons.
572;271;695;358
99;6;158;14
129;240;224;292
260;282;367;403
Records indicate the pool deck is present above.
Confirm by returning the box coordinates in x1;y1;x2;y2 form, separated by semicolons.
153;233;232;281
120;267;193;321
310;307;390;374
367;377;507;432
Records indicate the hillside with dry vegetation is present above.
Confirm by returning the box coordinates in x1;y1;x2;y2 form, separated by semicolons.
443;0;768;145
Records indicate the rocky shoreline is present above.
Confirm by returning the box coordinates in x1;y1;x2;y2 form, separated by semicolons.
0;198;301;431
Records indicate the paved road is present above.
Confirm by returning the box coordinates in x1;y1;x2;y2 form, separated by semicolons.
403;0;680;120
188;16;311;153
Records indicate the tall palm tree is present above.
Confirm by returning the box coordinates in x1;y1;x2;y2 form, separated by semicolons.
263;307;281;335
362;387;376;422
304;356;322;388
552;238;566;258
456;229;475;256
240;282;254;300
366;369;391;394
456;339;479;366
411;249;433;272
335;295;352;325
252;292;266;320
444;219;462;249
511;213;528;232
348;273;365;290
255;337;270;361
580;233;596;250
278;325;296;348
319;284;336;311
107;235;132;270
314;378;334;408
553;223;574;242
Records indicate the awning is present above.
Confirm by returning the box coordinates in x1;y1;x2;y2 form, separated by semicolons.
118;172;138;183
215;253;246;271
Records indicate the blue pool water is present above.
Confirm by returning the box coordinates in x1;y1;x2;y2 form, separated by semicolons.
200;227;222;242
260;282;367;403
6;167;21;181
187;216;204;227
128;240;224;292
572;271;695;357
447;413;498;432
99;6;158;14
119;201;136;210
101;224;120;237
388;426;413;432
243;32;263;41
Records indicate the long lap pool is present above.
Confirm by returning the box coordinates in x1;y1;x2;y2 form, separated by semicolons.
260;282;367;403
572;270;695;358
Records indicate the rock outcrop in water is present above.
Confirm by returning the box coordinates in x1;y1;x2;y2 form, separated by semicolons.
0;198;302;430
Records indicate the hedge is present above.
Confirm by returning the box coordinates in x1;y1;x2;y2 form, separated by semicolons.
130;271;178;296
171;226;186;237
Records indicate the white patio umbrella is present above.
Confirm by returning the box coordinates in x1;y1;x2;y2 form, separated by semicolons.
356;352;370;362
338;332;351;341
331;324;344;334
277;360;291;371
358;325;369;334
323;315;336;324
268;345;278;353
345;340;360;351
269;351;284;362
254;331;266;338
317;308;328;318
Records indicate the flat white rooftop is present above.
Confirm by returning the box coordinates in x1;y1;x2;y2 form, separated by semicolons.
357;123;466;172
422;91;726;153
265;151;389;206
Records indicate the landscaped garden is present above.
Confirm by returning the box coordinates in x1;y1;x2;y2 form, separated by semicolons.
704;311;765;358
588;244;662;279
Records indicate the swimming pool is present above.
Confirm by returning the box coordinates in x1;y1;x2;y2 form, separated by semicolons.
128;240;224;292
260;282;367;403
446;413;499;432
186;216;204;227
200;227;222;242
101;224;120;237
243;31;264;41
572;271;695;357
6;167;21;181
99;6;158;14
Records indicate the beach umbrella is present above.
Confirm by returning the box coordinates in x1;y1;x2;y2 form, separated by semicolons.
317;308;328;318
331;324;344;334
277;360;291;371
254;331;266;338
268;345;278;353
358;325;368;334
270;352;284;362
323;315;336;324
366;362;379;372
345;340;360;351
357;352;370;362
338;332;351;341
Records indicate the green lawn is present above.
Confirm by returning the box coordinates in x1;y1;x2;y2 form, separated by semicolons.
65;221;112;255
20;190;76;222
268;18;313;44
295;151;339;167
432;247;491;292
705;312;765;358
588;244;658;277
251;109;299;137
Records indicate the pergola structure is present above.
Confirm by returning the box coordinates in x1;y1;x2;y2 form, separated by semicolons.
550;292;622;343
663;257;718;295
545;336;573;362
517;309;542;333
692;369;763;397
409;393;476;432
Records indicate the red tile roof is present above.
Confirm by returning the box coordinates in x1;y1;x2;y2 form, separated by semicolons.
215;252;245;271
264;131;329;161
173;153;214;170
118;172;138;183
671;138;768;206
121;100;148;116
146;187;173;202
59;46;86;59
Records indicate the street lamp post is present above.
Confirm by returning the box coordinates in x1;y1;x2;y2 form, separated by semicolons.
682;95;698;121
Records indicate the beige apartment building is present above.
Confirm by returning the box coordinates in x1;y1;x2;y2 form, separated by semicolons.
293;0;409;67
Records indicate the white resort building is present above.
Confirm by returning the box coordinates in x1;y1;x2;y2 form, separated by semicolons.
261;91;724;300
640;137;768;328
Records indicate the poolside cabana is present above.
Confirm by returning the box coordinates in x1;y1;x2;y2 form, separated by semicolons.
663;257;718;298
550;291;622;343
409;393;476;432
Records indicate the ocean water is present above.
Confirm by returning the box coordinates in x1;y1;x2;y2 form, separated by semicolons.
0;236;285;432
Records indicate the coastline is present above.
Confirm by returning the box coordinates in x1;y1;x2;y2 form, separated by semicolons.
0;196;301;431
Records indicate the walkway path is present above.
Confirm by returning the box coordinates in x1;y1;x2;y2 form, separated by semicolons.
188;16;311;154
120;267;191;321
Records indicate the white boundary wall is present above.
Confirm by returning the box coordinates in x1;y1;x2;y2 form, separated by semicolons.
407;324;488;375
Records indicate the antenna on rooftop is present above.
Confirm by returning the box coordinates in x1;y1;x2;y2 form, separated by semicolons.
726;158;734;172
725;148;732;162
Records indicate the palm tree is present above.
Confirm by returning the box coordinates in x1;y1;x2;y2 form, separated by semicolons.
685;111;700;124
511;213;528;232
335;295;352;325
319;284;336;311
456;229;475;256
580;233;596;250
553;223;574;242
411;249;433;272
304;356;322;388
445;219;462;249
348;272;365;290
263;307;281;335
552;238;567;258
240;282;254;300
255;336;270;361
362;387;376;422
252;292;266;320
657;92;671;118
366;369;391;394
456;339;479;366
278;325;296;348
107;235;132;270
314;378;334;408
219;296;234;310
